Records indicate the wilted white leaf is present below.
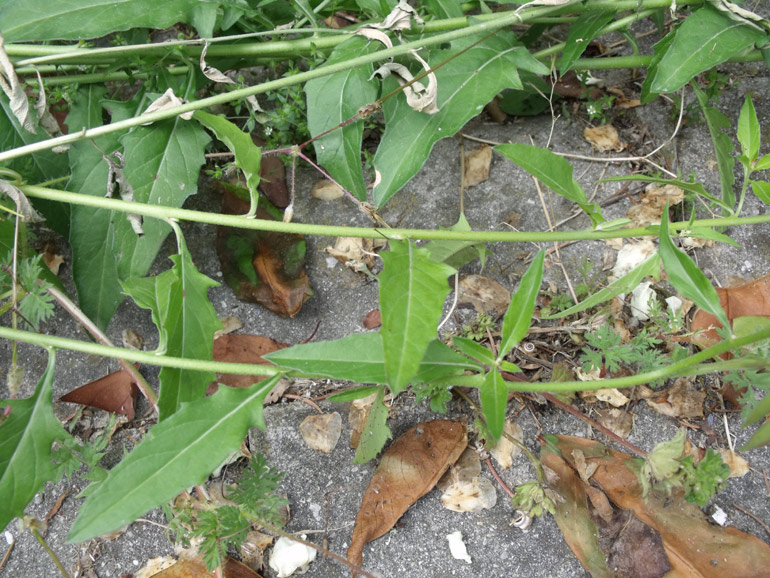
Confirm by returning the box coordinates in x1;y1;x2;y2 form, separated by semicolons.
33;68;65;142
371;50;438;114
200;42;264;116
141;88;193;122
102;151;143;236
269;535;317;578
0;33;34;133
355;28;393;48
0;179;44;223
369;0;424;31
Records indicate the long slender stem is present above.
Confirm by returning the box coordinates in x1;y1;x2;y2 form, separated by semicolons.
31;528;70;578
19;184;770;242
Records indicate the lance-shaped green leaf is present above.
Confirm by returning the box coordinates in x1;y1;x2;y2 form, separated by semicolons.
737;94;761;163
306;36;381;201
373;31;548;207
193;111;261;216
480;368;507;441
353;386;392;464
495;144;603;226
559;10;614;73
452;336;496;367
68;84;210;330
67;374;282;542
379;241;455;394
499;249;544;360
659;208;729;330
543;253;661;319
693;83;736;211
0;0;219;42
413;339;483;383
0;352;69;533
122;229;222;421
645;5;766;95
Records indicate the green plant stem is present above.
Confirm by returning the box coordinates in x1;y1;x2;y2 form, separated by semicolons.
19;184;770;242
440;326;770;392
31;527;70;578
0;327;280;377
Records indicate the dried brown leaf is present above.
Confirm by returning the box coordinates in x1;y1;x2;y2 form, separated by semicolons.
299;412;342;453
60;368;138;419
458;275;510;317
626;184;684;228
583;125;624;152
311;179;344;201
209;334;287;392
595;408;634;439
715;449;750;478
645;377;705;418
489;420;523;469
347;420;468;570
462;145;492;188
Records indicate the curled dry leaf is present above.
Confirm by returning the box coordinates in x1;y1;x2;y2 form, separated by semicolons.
311;179;344;200
240;530;274;573
0;33;34;133
214;316;244;339
147;555;263;577
200;43;263;116
579;388;629;407
0;180;44;223
626;184;684;228
462;145;492;188
583;124;624;152
489;421;523;469
549;434;770;578
60;367;139;420
645;377;705;419
691;273;770;350
715;448;750;478
349;392;379;449
630;281;656;321
595;408;634;439
299;412;342;453
367;0;424;31
141;88;193;121
458;275;510;317
347;420;468;570
209;334;287;392
326;237;386;273
440;476;497;513
371;50;438;115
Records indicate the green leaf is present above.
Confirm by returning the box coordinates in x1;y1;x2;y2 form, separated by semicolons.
265;332;387;384
559;11;614;73
495;144;603;226
693;83;736;212
372;31;548;207
659;207;729;330
353;386;392;464
68;86;210;330
379;241;455;394
193;111;261;216
452;336;496;366
306;36;381;201
752;180;770;204
480;368;506;441
499;249;544;359
414;339;483;382
122;229;222;421
741;419;770;451
646;5;766;95
681;228;739;247
423;213;490;269
543;253;661;319
0;0;221;42
737;94;761;163
640;26;676;103
67;374;282;542
422;0;463;19
0;352;69;533
755;154;770;171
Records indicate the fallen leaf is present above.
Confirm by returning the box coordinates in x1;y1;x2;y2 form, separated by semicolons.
258;149;289;208
147;555;263;577
595;408;634;439
579;388;630;407
41;246;64;275
630;281;656;321
349;393;378;449
626;184;684;228
488;420;523;469
440;476;497;513
60;367;139;419
645;377;705;418
208;334;287;393
438;447;481;491
691;273;770;350
299;412;342;453
311;179;344;200
347;420;468;570
325;237;385;272
121;329;144;350
715;448;750;478
371;51;438;114
458;275;511;317
240;531;274;573
583;124;624;152
269;535;317;578
214;316;244;339
549;435;770;578
363;309;382;330
462;145;492;188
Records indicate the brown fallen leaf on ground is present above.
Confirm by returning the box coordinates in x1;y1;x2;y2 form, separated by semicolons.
462;145;492;188
299;412;342;453
691;273;770;350
347;420;468;571
146;555;262;577
626;184;684;228
583;124;624;152
311;179;344;200
363;309;382;329
60;367;139;419
645;377;705;418
544;434;770;578
208;334;287;393
594;408;634;439
458;275;510;317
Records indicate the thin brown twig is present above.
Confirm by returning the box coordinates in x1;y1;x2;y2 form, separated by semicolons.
485;456;515;498
732;503;770;539
283;393;324;413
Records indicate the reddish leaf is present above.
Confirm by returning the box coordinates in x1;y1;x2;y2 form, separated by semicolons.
363;309;381;329
549;435;770;578
217;186;312;317
691;273;770;350
208;334;287;394
347;420;467;571
60;367;138;419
